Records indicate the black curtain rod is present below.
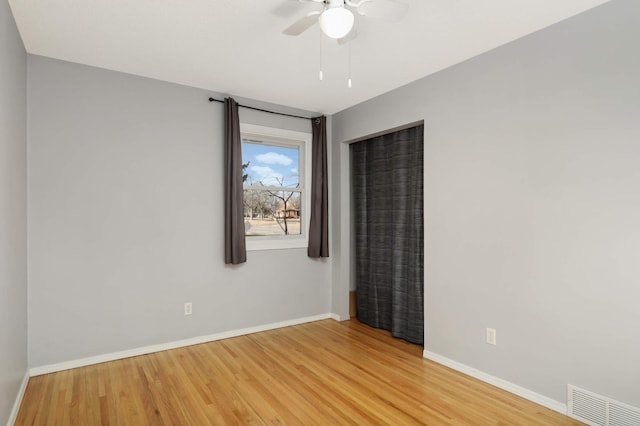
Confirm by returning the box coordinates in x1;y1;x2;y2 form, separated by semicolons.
208;97;313;121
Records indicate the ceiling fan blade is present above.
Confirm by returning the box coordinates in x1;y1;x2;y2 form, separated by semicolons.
337;29;358;45
358;0;408;22
283;11;321;36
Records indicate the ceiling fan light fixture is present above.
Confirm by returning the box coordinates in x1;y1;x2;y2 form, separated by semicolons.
319;7;354;39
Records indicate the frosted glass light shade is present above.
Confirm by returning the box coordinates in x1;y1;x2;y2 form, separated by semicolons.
319;7;354;39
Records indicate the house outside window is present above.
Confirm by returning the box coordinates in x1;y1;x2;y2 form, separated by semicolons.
240;123;311;251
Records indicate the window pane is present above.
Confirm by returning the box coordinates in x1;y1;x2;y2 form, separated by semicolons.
241;141;300;188
244;190;301;236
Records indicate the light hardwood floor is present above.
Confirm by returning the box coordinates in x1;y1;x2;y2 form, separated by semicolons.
16;319;583;425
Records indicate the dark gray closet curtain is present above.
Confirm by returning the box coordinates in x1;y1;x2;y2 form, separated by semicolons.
308;116;329;258
224;97;247;264
351;124;424;344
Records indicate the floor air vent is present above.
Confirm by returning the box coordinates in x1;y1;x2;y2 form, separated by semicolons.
568;385;640;426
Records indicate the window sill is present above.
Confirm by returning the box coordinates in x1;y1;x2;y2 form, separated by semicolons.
246;237;308;251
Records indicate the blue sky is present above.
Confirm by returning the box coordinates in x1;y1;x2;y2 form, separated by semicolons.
242;142;299;187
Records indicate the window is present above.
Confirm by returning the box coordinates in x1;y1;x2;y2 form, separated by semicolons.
240;123;311;251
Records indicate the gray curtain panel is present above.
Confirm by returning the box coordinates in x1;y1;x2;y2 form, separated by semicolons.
224;97;247;264
351;124;424;344
308;116;329;258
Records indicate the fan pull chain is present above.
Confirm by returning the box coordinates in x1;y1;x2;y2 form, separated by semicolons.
319;30;324;81
347;42;352;88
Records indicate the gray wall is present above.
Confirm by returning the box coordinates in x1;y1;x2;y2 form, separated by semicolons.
0;1;28;424
332;0;639;408
27;55;331;368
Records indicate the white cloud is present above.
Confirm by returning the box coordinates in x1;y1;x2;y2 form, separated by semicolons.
290;168;298;174
250;165;278;179
255;152;293;166
250;165;283;186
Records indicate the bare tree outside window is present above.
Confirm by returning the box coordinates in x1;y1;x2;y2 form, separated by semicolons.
267;177;300;235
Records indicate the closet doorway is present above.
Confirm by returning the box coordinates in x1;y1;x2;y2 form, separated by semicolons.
350;123;424;345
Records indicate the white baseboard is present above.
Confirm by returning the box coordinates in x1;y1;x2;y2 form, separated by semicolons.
30;313;334;377
423;350;567;415
329;313;345;321
7;371;29;426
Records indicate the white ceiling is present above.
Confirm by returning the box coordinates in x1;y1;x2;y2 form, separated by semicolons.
9;0;611;114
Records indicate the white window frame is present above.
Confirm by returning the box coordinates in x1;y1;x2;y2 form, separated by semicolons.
240;123;312;251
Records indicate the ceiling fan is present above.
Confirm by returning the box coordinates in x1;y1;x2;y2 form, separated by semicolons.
283;0;408;43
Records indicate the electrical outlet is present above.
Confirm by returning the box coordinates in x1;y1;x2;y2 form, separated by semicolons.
486;328;497;345
184;302;192;316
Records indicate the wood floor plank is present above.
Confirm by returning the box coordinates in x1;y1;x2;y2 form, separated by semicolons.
15;319;583;425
